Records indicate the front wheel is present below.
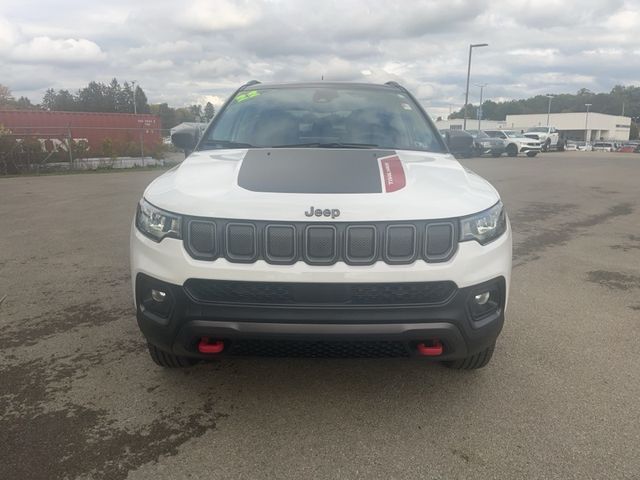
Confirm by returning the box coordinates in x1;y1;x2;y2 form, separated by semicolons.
526;151;538;157
506;144;518;157
443;342;495;370
542;139;551;152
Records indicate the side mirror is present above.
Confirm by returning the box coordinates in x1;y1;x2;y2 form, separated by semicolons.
171;125;200;154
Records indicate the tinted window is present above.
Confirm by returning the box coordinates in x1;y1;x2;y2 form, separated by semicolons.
485;131;506;139
202;85;445;153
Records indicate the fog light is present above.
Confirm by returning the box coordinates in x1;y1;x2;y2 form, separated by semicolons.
474;292;490;305
151;289;167;302
468;285;501;322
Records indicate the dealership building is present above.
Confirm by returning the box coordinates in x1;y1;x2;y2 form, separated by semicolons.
436;112;632;142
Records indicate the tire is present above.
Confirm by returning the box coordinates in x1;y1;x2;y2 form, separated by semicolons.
147;343;195;368
443;342;495;370
542;139;551;152
557;140;565;151
526;151;538;157
506;144;518;157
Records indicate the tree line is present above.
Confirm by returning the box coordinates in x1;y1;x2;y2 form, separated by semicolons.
449;85;640;123
0;79;215;130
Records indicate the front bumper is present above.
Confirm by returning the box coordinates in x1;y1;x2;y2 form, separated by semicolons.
136;273;505;360
519;144;541;153
131;223;512;360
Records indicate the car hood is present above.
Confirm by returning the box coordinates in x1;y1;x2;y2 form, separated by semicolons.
514;136;540;143
524;132;546;140
144;148;500;221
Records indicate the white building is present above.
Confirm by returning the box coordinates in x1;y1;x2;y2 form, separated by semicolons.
504;113;631;142
435;119;506;131
436;112;632;142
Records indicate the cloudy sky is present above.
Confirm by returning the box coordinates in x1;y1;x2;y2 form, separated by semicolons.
1;0;639;119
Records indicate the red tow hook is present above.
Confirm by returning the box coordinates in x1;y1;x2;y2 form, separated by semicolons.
417;340;444;357
198;337;225;354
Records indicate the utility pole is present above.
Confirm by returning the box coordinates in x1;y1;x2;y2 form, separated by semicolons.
463;43;488;130
475;83;488;131
584;103;592;145
546;94;555;126
131;80;137;115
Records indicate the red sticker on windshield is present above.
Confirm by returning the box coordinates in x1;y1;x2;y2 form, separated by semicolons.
379;155;406;192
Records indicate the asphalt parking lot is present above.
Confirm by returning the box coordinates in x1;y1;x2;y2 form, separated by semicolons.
1;151;639;480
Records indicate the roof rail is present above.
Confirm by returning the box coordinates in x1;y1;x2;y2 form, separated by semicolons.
242;80;261;89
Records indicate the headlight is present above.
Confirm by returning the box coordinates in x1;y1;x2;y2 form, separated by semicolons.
135;198;182;242
460;201;507;245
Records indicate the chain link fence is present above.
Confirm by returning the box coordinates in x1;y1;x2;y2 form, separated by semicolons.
0;125;183;175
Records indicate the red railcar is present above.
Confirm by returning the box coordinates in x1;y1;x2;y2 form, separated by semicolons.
0;110;162;155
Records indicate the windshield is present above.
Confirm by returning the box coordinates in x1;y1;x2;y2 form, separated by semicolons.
201;85;445;153
466;130;489;138
502;130;521;138
528;127;549;132
485;131;505;138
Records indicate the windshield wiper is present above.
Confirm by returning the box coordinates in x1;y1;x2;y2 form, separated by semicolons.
270;142;380;149
200;139;255;149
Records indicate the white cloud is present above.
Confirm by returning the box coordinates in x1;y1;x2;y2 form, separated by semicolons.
0;17;20;52
178;0;260;32
136;59;175;71
198;94;225;107
10;36;105;64
0;0;638;110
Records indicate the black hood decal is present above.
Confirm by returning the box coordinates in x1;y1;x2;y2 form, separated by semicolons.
237;148;396;194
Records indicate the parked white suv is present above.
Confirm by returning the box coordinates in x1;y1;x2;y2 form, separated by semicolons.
130;81;512;370
484;130;541;157
524;126;564;151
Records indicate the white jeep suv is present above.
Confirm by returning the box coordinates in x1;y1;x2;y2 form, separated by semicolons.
130;81;512;369
484;129;541;157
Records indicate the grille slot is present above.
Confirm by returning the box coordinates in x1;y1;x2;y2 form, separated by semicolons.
184;279;457;306
227;339;411;358
226;223;258;262
385;224;417;263
183;218;457;265
304;225;337;265
425;222;455;261
345;225;377;264
265;224;297;263
187;221;217;259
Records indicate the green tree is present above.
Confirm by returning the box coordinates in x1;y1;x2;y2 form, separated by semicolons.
204;102;215;121
0;84;15;107
118;81;134;113
189;104;203;121
134;85;150;114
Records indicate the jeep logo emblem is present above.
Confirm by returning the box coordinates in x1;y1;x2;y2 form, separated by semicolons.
305;206;340;219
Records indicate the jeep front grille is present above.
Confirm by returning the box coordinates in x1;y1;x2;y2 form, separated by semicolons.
184;218;457;265
183;279;457;306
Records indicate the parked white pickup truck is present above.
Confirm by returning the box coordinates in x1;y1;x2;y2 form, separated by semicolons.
523;127;564;152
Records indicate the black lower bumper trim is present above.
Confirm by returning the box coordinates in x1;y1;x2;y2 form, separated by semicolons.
135;274;506;360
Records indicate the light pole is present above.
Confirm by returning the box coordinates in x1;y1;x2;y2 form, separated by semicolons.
545;94;555;126
131;80;137;115
463;43;488;130
475;83;488;131
584;103;592;145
